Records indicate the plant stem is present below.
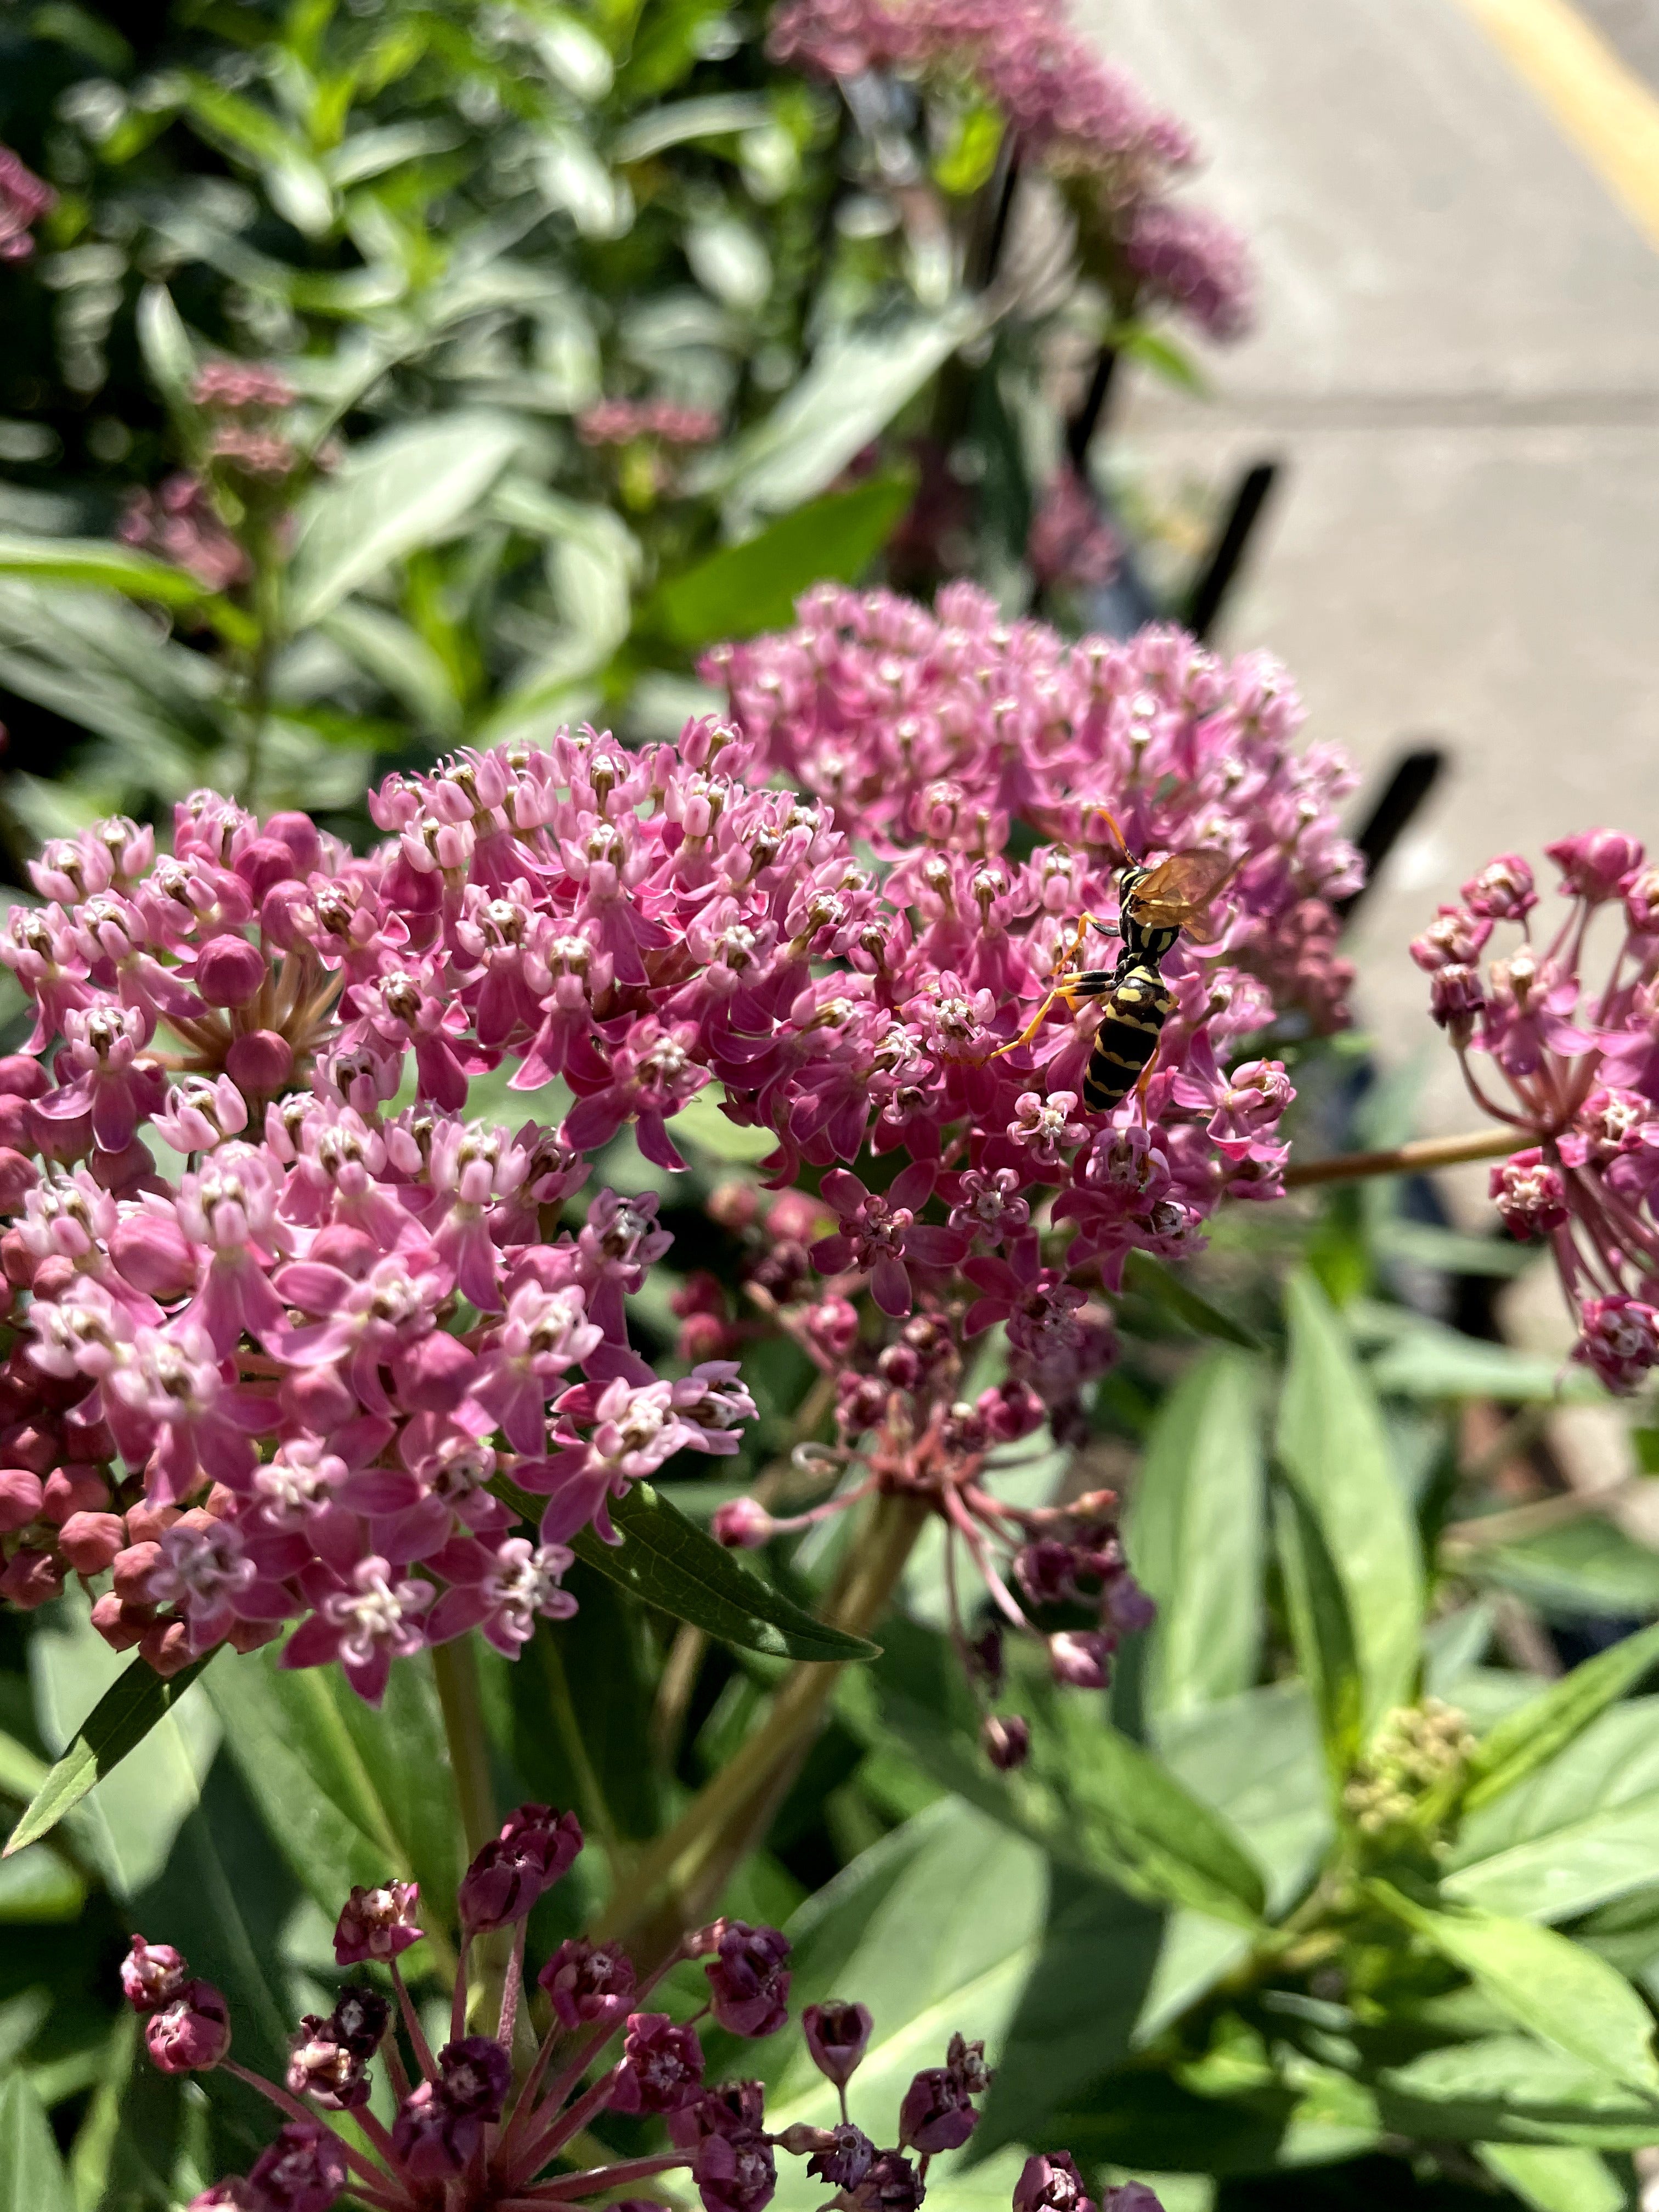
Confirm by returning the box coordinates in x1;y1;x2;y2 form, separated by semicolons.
432;1635;511;2038
1283;1127;1520;1188
432;1635;496;1863
594;1491;929;1957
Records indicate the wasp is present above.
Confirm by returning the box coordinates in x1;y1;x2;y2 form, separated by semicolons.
996;837;1242;1115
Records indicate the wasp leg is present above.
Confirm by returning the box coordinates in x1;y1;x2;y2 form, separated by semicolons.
991;980;1088;1058
1133;1051;1157;1126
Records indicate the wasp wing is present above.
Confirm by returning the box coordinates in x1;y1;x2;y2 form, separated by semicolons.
1126;848;1241;934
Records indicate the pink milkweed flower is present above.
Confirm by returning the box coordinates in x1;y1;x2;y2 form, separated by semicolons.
33;1002;166;1155
175;1145;289;1353
962;1237;1087;1353
428;1116;531;1311
105;1322;272;1502
803;2001;873;2086
1574;1296;1659;1395
145;1979;231;2073
562;1016;713;1171
425;1532;574;1656
121;1934;190;2013
144;1516;295;1652
611;2012;706;2114
471;1282;603;1452
521;1378;709;1545
281;1555;435;1705
1545;828;1645;905
0;145;55;260
1015;2153;1094;2212
152;1074;250;1155
1463;853;1537;921
810;1163;969;1317
702;1920;792;2038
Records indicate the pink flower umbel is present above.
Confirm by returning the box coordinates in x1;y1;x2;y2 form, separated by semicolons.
131;1814;1156;2212
1419;833;1659;1391
0;611;1349;1717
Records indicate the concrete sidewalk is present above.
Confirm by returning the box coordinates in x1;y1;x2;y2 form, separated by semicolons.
1077;0;1659;1178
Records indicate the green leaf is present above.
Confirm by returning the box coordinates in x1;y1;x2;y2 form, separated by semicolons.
701;306;984;514
0;1843;84;1922
1460;1517;1659;1620
287;413;523;627
753;1798;1046;2188
1373;2033;1659;2147
1277;1271;1423;1729
1463;1616;1659;1813
670;1084;782;1163
181;78;335;236
134;284;197;414
1355;1302;1604;1402
1128;1350;1265;1728
205;1644;454;1930
642;475;913;650
1448;1786;1659;1925
1157;1681;1333;1916
612;92;773;162
933;100;1004;196
8;1652;213;1862
1273;1480;1364;1791
0;2072;72;2212
0;537;255;646
320;602;464;736
1372;1880;1659;2094
494;1478;877;1661
1110;320;1208;397
1475;2143;1627;2212
853;1623;1266;1924
1119;1248;1260;1349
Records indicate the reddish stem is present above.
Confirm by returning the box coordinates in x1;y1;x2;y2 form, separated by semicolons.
390;1961;438;2080
221;2063;403;2202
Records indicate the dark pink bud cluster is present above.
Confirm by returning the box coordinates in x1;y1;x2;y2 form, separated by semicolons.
1028;469;1120;595
145;1813;1155;2212
1422;833;1659;1391
119;1934;231;2074
458;1801;583;1932
119;475;250;592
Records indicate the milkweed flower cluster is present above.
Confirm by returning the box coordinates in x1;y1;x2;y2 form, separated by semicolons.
578;399;723;449
119;361;304;591
0;600;1354;1713
768;0;1252;341
1417;833;1659;1394
120;1803;1160;2212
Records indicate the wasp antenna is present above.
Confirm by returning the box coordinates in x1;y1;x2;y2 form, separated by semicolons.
1096;805;1132;860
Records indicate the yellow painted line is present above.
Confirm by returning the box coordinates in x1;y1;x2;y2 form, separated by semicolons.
1453;0;1659;250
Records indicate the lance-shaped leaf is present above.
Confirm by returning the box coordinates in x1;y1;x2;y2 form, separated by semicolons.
1371;1880;1659;2095
1273;1479;1363;1791
4;1655;212;1858
1463;1615;1659;1813
0;2074;71;2212
1477;2141;1627;2211
0;537;256;647
1277;1271;1422;1730
494;1476;877;1662
1120;1249;1260;1350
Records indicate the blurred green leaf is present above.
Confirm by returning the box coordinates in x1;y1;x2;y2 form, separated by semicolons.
1273;1480;1363;1793
934;100;1003;195
1277;1271;1423;1730
134;284;197;415
642;473;913;649
1110;320;1207;397
612;92;772;162
1119;1250;1260;1349
1354;1302;1604;1402
1372;1881;1659;2094
287;413;523;627
1464;1617;1659;1814
0;1844;85;1922
1448;1788;1659;1923
1475;2142;1627;2212
0;2072;72;2212
671;1084;782;1163
704;306;984;514
0;538;256;646
1372;2034;1659;2146
10;1634;213;1875
181;77;335;236
320;602;465;735
1459;1517;1659;1620
1158;1681;1331;1916
1128;1349;1265;1728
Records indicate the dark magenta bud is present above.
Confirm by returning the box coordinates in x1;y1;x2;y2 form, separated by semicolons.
848;2149;924;2212
458;1802;582;1932
899;2066;977;2154
693;2128;777;2212
538;1936;637;2029
703;1919;791;2038
803;2000;872;2086
225;1028;295;1094
982;1715;1030;1770
1014;2152;1094;2212
610;2011;706;2113
669;2079;766;2148
437;2034;512;2120
804;2121;876;2190
246;2119;347;2212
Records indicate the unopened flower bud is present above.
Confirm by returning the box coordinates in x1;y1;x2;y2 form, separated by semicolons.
1014;2152;1094;2212
225;1028;295;1094
899;2065;978;2153
982;1714;1030;1770
458;1802;582;1932
194;935;267;1008
713;1497;775;1549
703;1919;791;2038
122;1933;190;2013
1048;1629;1114;1691
803;2000;872;2086
145;1979;231;2073
1546;828;1644;904
538;1936;637;2028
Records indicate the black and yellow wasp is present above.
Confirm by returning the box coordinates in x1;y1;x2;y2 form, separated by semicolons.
996;837;1242;1115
